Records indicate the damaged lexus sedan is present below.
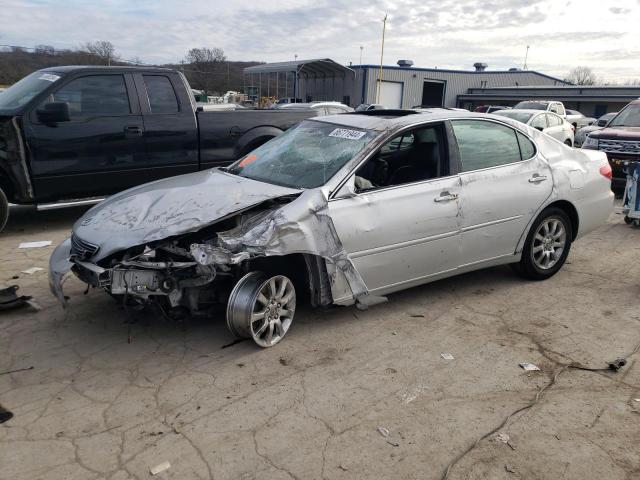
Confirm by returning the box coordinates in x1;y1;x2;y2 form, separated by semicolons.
50;110;614;347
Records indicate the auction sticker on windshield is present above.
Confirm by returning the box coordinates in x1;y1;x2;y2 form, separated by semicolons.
38;73;60;82
329;128;367;140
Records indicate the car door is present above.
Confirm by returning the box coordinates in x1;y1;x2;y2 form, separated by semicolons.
451;119;552;267
25;73;147;201
544;113;565;142
530;113;547;133
134;73;198;178
328;122;461;294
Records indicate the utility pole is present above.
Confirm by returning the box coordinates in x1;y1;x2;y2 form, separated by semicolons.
376;14;388;104
523;45;530;70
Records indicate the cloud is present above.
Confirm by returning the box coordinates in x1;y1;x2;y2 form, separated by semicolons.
0;0;639;82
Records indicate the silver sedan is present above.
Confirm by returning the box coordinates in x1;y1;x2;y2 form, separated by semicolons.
493;109;575;146
50;110;614;347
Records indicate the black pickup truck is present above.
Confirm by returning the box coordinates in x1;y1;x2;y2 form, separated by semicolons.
0;66;316;231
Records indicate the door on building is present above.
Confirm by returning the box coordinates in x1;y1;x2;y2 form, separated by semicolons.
378;81;403;108
421;81;445;107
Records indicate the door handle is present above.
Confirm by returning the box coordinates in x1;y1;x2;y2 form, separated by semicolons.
124;125;144;137
434;191;459;203
528;174;548;183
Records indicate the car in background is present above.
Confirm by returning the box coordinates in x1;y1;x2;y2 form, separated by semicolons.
276;101;354;114
582;100;640;191
50;109;613;347
474;105;511;113
565;109;596;130
574;112;617;147
514;100;566;117
493;109;574;146
355;103;385;112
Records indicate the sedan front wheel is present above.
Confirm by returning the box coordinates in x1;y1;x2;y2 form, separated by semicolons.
515;207;572;280
226;272;296;347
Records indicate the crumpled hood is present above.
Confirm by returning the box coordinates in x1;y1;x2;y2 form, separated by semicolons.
73;168;300;261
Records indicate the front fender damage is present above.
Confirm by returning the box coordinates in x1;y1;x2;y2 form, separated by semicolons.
49;237;73;306
190;189;372;304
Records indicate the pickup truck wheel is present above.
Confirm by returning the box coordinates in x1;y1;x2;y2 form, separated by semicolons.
516;207;572;280
226;271;296;348
0;187;8;233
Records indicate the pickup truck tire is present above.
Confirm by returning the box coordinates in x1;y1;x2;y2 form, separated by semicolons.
0;187;8;233
515;207;572;280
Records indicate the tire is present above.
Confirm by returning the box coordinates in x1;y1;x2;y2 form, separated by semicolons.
624;215;633;225
564;139;573;147
0;187;8;233
515;207;572;280
226;271;296;348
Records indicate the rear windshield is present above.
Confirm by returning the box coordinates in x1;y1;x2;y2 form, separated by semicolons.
514;102;547;110
493;110;534;124
609;103;640;127
227;120;376;189
0;71;61;114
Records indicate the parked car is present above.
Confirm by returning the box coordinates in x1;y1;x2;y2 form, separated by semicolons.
50;110;613;347
275;101;354;114
565;109;596;130
355;103;385;112
574;112;617;147
514;100;566;117
474;105;511;113
493;109;574;145
582;99;640;191
0;66;318;232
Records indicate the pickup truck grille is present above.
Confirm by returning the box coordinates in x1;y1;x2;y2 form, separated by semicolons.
70;234;99;259
599;139;640;155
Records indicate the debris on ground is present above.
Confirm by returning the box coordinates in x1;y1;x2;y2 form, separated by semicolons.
0;366;34;376
0;285;32;311
505;464;516;473
409;314;424;318
18;240;52;249
386;440;400;447
0;404;14;424
607;358;627;371
21;267;44;275
440;352;455;361
519;362;540;371
279;356;290;366
376;426;390;437
495;432;516;450
338;464;349;471
150;461;171;475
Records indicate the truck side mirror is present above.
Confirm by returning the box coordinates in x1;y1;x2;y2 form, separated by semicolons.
36;102;71;124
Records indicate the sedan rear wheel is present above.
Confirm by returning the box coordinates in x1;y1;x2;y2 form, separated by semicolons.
515;207;572;280
226;272;296;347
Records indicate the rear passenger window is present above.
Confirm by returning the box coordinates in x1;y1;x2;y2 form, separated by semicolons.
143;75;179;113
516;132;536;159
452;120;523;171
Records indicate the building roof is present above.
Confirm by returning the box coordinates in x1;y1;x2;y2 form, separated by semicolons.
353;64;570;85
244;59;354;77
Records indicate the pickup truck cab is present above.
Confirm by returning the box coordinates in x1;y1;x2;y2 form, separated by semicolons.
0;66;316;231
514;100;566;117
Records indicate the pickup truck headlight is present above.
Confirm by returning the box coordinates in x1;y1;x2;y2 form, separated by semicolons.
582;136;599;149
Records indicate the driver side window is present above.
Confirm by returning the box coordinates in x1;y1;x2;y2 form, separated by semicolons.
354;124;447;192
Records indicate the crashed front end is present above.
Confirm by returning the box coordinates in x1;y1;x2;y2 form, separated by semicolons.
49;187;368;320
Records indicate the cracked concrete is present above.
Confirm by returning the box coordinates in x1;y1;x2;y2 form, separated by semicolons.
1;203;639;479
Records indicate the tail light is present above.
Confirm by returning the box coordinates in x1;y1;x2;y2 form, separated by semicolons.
599;163;612;180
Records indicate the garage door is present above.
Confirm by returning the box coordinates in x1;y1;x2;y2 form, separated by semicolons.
378;81;403;108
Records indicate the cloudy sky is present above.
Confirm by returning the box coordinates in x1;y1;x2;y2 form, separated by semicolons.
2;0;639;82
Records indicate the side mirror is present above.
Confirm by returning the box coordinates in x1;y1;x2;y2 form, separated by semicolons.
36;102;70;124
535;126;544;131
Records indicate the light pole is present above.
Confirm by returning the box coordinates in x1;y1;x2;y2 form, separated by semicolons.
376;14;388;104
294;54;298;103
359;46;363;65
523;45;530;70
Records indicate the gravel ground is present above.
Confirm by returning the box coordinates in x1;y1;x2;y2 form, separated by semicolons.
0;203;639;480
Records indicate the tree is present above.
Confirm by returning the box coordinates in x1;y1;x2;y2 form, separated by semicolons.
566;66;597;86
34;44;55;55
184;47;226;95
82;41;117;65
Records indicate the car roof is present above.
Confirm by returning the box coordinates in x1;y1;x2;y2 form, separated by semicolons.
494;109;541;115
311;109;484;131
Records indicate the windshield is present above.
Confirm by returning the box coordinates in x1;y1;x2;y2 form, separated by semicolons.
609;103;640;127
0;71;61;113
228;121;376;189
493;110;534;123
514;102;547;110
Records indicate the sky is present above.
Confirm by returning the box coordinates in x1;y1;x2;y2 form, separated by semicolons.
2;0;640;82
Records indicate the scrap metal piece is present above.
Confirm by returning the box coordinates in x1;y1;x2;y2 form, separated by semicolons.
0;285;32;311
0;404;13;424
